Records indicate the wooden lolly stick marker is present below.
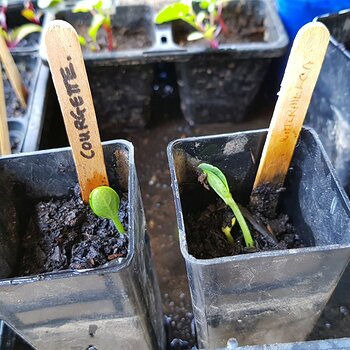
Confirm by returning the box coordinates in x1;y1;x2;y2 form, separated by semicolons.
0;35;27;109
44;20;109;202
253;22;330;189
0;63;11;155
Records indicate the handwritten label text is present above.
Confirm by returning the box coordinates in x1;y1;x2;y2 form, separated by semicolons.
60;56;95;159
280;61;314;143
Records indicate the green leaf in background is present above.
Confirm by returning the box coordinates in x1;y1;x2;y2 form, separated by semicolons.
199;0;210;10
203;26;216;40
88;13;105;42
196;10;206;23
73;0;95;13
38;0;62;9
78;34;87;46
187;31;204;41
11;24;42;45
155;3;195;26
21;8;36;22
89;186;125;234
93;0;104;10
208;3;215;13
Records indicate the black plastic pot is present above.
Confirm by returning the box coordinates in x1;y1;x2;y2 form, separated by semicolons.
40;5;157;131
5;52;41;153
0;141;165;349
306;9;350;194
155;0;288;124
0;320;36;350
167;127;350;349
5;2;42;53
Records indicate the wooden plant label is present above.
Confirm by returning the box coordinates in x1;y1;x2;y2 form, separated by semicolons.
253;22;330;189
0;63;11;155
44;20;109;202
0;35;27;109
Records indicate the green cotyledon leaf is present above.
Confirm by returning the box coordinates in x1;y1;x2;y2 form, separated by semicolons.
198;163;231;205
88;12;105;42
89;186;125;234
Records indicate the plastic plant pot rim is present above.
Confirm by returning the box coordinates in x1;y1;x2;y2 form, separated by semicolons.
167;126;350;266
0;139;136;286
314;9;350;60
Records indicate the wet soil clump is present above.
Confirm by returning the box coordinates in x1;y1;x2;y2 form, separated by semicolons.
16;185;128;276
187;182;305;259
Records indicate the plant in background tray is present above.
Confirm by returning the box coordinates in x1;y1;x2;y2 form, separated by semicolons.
73;0;114;51
37;0;63;10
0;0;41;48
155;0;229;48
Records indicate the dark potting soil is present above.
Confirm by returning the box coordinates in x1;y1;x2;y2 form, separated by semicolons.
172;2;265;47
186;182;305;259
345;40;350;52
74;22;152;52
16;185;128;276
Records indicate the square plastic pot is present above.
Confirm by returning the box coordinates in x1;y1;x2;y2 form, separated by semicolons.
0;319;36;350
167;127;350;349
154;0;289;124
40;5;156;131
0;140;165;350
306;9;350;194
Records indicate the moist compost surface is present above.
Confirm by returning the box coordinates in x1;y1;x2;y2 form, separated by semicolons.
173;2;265;47
73;21;152;52
186;182;304;259
16;185;128;276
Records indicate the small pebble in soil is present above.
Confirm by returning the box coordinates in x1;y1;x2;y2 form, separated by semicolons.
164;293;196;349
169;338;189;350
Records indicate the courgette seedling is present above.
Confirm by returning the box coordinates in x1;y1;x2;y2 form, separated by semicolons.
73;0;114;51
89;186;125;234
155;0;229;49
198;163;254;248
0;0;42;48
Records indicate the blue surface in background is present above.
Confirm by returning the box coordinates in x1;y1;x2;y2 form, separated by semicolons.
276;0;350;39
